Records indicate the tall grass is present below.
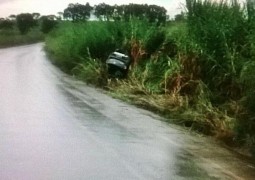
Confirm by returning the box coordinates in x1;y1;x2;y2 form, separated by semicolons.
184;0;255;153
46;21;123;72
186;0;247;95
45;19;165;77
112;0;255;153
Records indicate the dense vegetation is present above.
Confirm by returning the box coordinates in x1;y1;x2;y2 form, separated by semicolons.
45;0;255;157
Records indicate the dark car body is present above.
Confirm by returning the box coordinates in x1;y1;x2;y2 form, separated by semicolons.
106;51;131;78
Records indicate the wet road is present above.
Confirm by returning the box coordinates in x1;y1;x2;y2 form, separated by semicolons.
0;44;254;180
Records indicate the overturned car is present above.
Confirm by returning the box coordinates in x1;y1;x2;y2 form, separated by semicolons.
106;51;131;78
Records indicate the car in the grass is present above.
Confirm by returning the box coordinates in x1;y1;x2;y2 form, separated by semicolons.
106;51;131;78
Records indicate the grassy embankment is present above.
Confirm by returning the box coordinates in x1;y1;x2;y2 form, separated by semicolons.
45;0;255;157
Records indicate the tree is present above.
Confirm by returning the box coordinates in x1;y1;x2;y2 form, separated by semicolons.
40;15;58;34
122;4;148;20
8;14;16;20
47;15;57;20
0;19;14;29
112;5;124;21
147;5;167;25
94;3;114;21
32;13;41;20
63;3;92;21
108;3;167;24
16;13;37;34
57;12;64;20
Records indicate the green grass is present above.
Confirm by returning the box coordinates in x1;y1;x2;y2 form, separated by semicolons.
0;28;44;48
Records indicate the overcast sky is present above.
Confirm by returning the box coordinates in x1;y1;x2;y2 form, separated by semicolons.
0;0;186;19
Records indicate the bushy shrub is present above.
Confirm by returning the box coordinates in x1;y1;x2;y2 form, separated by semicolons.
16;13;37;34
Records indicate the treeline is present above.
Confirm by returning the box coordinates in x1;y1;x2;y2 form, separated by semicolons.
63;3;168;24
0;13;58;47
0;13;58;34
0;2;168;35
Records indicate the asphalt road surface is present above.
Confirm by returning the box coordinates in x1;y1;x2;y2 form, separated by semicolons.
0;44;254;180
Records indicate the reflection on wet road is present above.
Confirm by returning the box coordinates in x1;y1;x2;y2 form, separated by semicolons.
0;44;254;180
